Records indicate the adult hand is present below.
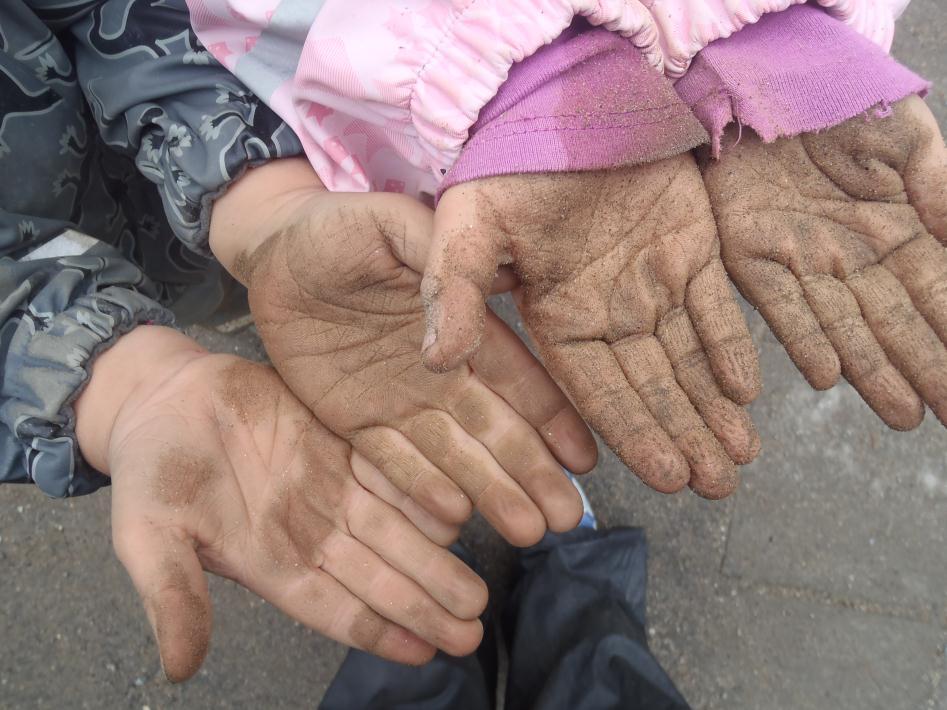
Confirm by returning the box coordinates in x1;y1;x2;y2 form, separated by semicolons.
424;156;762;499
702;95;947;430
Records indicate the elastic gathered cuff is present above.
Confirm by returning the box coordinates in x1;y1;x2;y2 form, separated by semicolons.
1;283;173;497
191;0;907;198
408;0;665;179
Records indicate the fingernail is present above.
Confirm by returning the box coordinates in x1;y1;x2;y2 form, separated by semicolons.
422;328;436;352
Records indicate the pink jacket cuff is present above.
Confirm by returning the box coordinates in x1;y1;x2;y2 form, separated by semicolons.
440;24;707;198
188;0;911;198
675;4;929;156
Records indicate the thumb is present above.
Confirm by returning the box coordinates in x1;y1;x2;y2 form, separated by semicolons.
113;520;212;683
903;96;947;244
422;184;506;372
364;192;437;274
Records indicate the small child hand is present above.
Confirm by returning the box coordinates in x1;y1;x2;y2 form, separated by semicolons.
423;155;762;499
210;160;598;547
75;327;486;682
702;95;947;430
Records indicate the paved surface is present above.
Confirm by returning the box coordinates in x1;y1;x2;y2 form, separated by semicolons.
2;3;946;707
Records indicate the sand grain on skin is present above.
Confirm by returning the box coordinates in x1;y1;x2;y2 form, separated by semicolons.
703;97;947;429
147;558;211;683
152;449;219;509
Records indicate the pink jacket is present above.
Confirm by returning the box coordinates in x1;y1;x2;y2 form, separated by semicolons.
186;0;909;198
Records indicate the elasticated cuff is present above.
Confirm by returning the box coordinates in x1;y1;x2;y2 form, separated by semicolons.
407;0;665;179
1;286;173;497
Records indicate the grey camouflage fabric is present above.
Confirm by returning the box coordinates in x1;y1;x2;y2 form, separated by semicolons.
0;0;303;496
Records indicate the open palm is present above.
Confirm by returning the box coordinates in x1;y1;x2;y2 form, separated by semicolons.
425;155;763;499
241;192;597;546
703;96;947;430
107;354;486;681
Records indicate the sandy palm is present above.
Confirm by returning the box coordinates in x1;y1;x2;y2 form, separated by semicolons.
241;192;598;546
107;355;486;681
424;155;762;499
703;96;947;430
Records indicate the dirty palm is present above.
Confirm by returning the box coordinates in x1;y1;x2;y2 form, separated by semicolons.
704;96;947;431
242;191;598;545
423;97;947;499
105;345;487;681
426;154;762;500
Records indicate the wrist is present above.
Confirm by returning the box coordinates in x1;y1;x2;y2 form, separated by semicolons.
209;158;326;285
74;326;208;475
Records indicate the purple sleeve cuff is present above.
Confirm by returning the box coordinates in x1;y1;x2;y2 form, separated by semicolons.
439;23;708;198
675;4;930;157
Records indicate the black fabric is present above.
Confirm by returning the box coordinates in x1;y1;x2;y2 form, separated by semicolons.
0;0;304;495
320;639;497;710
320;528;690;710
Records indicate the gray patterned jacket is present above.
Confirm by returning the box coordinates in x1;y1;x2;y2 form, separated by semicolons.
0;0;303;496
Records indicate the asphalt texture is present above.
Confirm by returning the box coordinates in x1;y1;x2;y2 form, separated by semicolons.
2;2;945;707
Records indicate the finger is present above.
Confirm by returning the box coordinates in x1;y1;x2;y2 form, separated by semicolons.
883;234;947;345
351;427;472;526
613;335;738;499
422;184;506;372
448;381;583;533
686;259;761;405
230;468;439;664
727;257;841;390
349;451;461;546
471;310;598;473
344;487;488;620
901;95;947;244
262;565;437;665
542;340;690;493
847;265;947;425
801;274;924;431
367;192;436;273
320;531;484;657
370;193;520;294
402;411;548;547
657;308;761;465
112;521;212;683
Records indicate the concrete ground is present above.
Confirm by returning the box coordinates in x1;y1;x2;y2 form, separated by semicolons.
2;2;946;707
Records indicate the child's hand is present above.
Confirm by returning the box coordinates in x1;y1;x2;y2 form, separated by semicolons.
75;327;487;682
210;161;598;547
424;156;762;499
702;95;947;430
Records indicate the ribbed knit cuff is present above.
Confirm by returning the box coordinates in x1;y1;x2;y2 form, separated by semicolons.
439;24;707;200
675;4;929;156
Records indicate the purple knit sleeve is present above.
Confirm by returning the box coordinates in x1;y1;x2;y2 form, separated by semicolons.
438;23;708;198
674;4;930;157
